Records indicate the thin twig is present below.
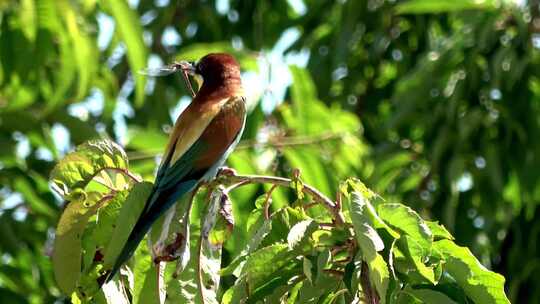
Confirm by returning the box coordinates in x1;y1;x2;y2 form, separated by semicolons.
361;261;380;304
263;184;278;220
217;173;345;226
92;167;142;184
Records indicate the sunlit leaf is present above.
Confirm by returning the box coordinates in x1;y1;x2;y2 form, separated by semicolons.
434;240;510;304
50;139;130;197
348;192;385;260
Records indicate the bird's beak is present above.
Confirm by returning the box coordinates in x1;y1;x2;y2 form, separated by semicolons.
178;61;196;76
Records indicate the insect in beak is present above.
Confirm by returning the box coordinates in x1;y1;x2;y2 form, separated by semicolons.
177;61;196;76
177;61;197;97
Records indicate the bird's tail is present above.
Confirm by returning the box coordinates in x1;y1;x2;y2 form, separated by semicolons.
103;180;197;284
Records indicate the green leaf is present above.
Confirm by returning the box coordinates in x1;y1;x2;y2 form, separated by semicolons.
296;272;340;304
52;191;103;294
366;253;390;304
405;287;458;304
244;244;297;294
426;221;454;240
377;203;433;252
348;192;384;260
220;209;272;277
399;236;436;284
287;219;318;250
104;0;147;107
132;244;164;304
396;0;497;14
434;240;510;304
90;191;129;250
342;183;400;238
19;0;37;42
50;139;130;197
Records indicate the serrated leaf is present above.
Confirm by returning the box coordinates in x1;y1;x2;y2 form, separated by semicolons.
50;139;129;197
244;244;297;293
400;236;436;284
378;203;432;252
350;190;400;238
348;192;384;260
426;221;454;240
287;219;318;250
165;223;200;304
434;240;510;304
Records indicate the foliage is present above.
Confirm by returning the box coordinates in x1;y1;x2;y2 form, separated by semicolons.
1;0;538;303
49;138;509;303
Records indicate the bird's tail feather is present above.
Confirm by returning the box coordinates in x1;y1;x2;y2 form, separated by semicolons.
104;180;197;283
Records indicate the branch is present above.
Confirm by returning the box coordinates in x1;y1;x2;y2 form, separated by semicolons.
216;172;345;226
360;261;380;304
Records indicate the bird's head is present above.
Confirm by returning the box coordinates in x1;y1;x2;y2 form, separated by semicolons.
179;53;241;89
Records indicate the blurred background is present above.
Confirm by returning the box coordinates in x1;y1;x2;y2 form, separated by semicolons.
0;0;539;303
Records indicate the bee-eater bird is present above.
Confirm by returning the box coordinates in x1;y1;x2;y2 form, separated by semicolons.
106;53;246;281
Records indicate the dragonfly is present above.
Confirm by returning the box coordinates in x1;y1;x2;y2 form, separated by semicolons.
139;60;197;97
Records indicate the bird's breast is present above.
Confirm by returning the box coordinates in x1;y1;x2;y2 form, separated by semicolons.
195;96;246;168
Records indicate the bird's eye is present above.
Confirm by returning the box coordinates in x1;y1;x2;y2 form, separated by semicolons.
195;61;203;74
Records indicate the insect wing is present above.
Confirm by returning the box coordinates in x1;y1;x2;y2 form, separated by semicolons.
138;66;177;76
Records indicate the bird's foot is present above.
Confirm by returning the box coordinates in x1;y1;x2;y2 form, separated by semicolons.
217;166;237;177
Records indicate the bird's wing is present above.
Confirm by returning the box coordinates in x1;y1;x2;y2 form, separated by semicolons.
107;95;246;281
